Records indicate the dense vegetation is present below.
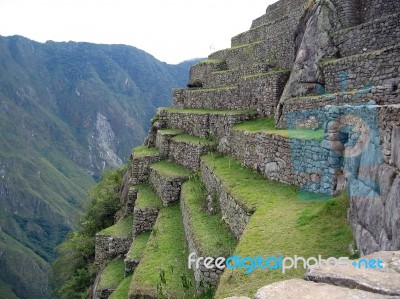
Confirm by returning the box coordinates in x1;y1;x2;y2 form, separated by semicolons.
52;166;126;299
0;34;197;298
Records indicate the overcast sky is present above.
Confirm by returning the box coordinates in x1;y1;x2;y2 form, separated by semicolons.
0;0;275;64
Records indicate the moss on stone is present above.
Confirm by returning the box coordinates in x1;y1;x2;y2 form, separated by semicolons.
161;107;257;115
129;204;195;298
150;161;192;179
132;146;159;158
126;231;151;261
98;258;125;289
172;134;218;146
157;128;184;135
135;184;162;209
97;216;133;238
181;177;237;257
201;154;354;298
198;59;225;65
109;275;132;299
233;118;324;141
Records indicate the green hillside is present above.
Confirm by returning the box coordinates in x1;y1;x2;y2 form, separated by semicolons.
0;35;197;298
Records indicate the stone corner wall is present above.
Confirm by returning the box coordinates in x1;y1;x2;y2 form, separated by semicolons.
95;234;132;264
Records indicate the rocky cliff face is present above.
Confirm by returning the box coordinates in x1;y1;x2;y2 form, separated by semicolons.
87;0;400;298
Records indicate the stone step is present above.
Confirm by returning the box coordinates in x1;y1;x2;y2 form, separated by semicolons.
124;231;151;276
306;251;400;296
333;12;400;57
149;161;192;206
174;70;289;116
320;44;400;95
201;63;274;89
130;146;161;185
180;177;236;290
253;279;391;299
95;216;133;264
155;128;184;158
250;0;308;29
221;117;338;195
128;204;195;299
132;184;162;237
94;258;125;299
168;134;218;171
158;107;258;139
189;58;228;86
173;86;239;110
208;38;294;70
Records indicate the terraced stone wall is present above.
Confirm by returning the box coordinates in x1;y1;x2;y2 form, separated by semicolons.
131;154;161;185
95;235;132;264
133;207;159;236
221;130;337;195
200;159;254;239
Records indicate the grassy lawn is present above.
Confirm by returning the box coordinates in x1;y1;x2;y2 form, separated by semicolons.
132;146;159;158
97;216;133;238
200;154;354;298
98;259;125;290
109;276;132;299
126;231;151;261
129;204;195;298
150;161;192;179
160;107;257;115
135;184;162;209
172;134;218;146
233;118;325;141
181;177;237;257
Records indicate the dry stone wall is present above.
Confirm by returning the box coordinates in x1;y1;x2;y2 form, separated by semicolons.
133;207;159;236
180;197;223;289
131;154;161;185
200;159;253;239
95;235;132;264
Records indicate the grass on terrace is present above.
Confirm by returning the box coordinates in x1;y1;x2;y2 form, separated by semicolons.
160;107;257;115
129;204;195;299
150;161;192;179
135;184;162;209
132;146;159;158
98;258;125;290
200;154;354;299
198;58;225;65
157;128;184;135
188;85;237;92
181;177;237;257
126;231;151;261
97;216;133;238
233;118;325;141
109;275;132;299
172;133;218;146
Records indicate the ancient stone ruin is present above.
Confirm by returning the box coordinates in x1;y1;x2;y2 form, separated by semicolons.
92;0;400;298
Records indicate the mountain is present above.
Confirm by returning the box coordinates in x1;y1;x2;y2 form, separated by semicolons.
0;35;198;299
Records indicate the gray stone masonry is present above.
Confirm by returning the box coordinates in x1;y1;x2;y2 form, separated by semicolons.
155;129;182;159
251;0;309;29
189;60;228;86
180;195;223;290
321;44;400;96
133;207;159;237
131;152;161;185
158;109;258;140
220;129;337;195
200;158;253;239
149;166;189;206
175;71;289;117
333;12;400;57
200;63;273;89
95;234;132;264
168;138;217;171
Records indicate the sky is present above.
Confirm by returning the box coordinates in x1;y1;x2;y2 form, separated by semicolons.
0;0;275;64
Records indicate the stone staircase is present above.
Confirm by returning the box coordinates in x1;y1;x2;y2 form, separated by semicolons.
91;0;400;298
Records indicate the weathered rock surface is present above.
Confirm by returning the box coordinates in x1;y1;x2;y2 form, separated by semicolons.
306;251;400;296
254;279;393;299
